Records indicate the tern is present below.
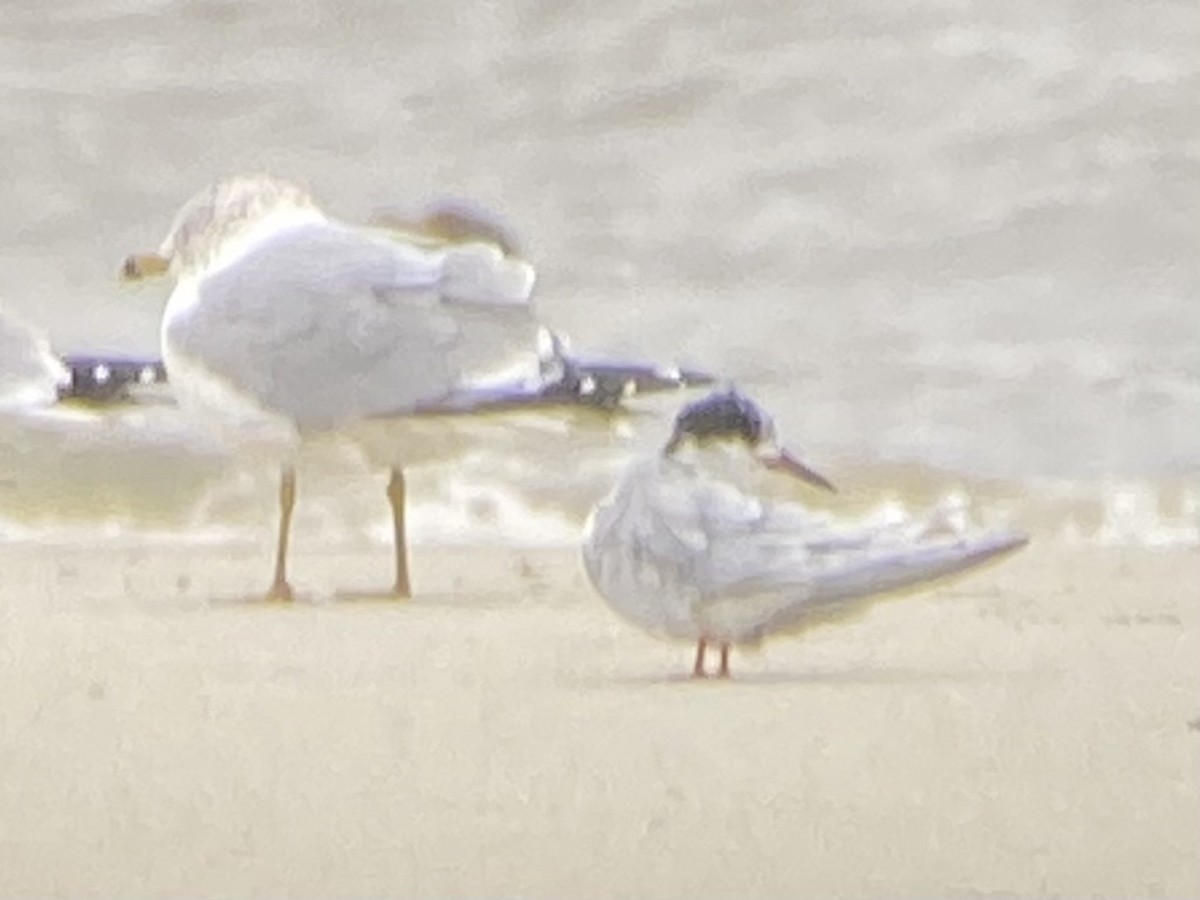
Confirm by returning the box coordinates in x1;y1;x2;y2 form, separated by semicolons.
120;174;711;602
582;388;1029;678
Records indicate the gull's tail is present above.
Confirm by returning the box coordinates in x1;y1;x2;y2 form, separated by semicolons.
409;337;716;416
371;196;524;259
440;242;536;307
536;328;716;410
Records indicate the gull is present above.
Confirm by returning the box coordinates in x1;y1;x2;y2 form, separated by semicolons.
120;174;710;601
582;388;1029;678
0;305;68;410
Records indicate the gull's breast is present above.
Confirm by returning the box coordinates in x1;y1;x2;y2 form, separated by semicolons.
162;280;298;455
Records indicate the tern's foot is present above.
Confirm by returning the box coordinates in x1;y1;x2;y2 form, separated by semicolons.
263;581;295;603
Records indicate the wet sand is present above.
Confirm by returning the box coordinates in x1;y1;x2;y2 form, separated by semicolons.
1;537;1196;897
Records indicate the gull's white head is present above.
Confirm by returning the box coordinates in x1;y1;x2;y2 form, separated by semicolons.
121;174;322;281
663;388;836;493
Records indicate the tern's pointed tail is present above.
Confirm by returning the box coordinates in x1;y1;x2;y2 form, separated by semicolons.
805;529;1030;610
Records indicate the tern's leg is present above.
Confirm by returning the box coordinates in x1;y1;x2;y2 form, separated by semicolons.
265;465;297;602
692;639;708;678
717;643;731;679
387;467;412;599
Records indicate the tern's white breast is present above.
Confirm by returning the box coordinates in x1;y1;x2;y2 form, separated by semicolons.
582;458;708;640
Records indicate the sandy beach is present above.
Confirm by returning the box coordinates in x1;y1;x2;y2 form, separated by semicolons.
1;535;1196;898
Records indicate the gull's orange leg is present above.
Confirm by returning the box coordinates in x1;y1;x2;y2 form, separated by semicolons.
387;467;412;599
692;638;708;678
265;465;297;602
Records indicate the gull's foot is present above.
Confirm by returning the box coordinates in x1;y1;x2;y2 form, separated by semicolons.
334;586;412;603
717;644;732;679
263;581;295;603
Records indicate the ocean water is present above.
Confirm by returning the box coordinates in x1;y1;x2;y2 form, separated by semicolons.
0;0;1197;547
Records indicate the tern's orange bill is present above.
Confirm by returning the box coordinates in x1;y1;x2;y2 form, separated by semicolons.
762;448;837;493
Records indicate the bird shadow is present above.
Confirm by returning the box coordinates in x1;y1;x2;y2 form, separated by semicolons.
205;593;321;609
565;665;1049;690
203;588;535;611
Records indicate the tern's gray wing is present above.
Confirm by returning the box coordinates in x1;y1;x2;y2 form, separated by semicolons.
692;490;1028;638
166;221;536;432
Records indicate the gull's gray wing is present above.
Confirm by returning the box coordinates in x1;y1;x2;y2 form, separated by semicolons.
165;221;537;432
56;339;716;414
55;356;168;406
